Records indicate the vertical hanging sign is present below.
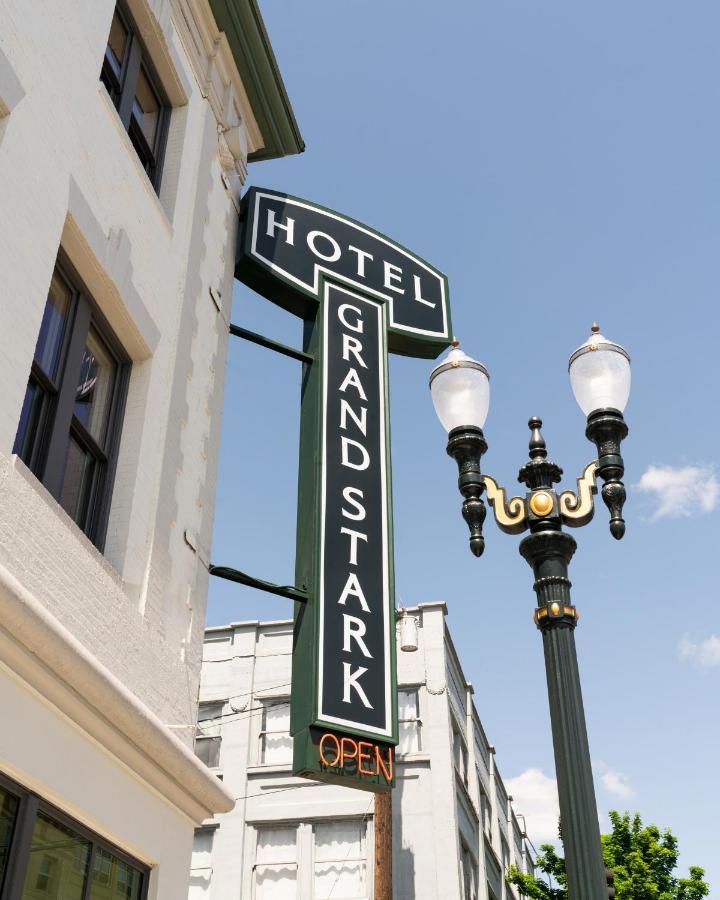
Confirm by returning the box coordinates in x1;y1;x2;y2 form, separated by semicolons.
320;284;391;737
235;188;451;792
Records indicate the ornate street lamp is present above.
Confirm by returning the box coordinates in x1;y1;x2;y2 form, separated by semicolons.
430;324;630;900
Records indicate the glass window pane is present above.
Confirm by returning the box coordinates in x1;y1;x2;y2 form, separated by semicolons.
314;861;366;899
74;327;116;446
197;703;223;738
398;721;419;755
0;786;19;892
314;821;364;862
255;864;296;900
265;703;290;731
59;436;95;526
256;827;297;865
112;859;142;900
187;828;215;900
21;812;90;900
132;68;160;148
194;736;221;768
13;379;48;464
35;273;72;381
255;827;297;900
106;11;128;74
262;733;293;765
190;830;213;870
398;690;418;720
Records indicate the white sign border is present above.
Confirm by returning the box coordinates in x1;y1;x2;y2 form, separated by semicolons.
316;282;393;739
250;190;449;341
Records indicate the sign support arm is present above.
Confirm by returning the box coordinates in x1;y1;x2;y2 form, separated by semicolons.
229;323;314;364
208;564;309;603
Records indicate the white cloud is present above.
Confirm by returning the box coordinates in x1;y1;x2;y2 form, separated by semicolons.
636;464;719;520
594;761;634;800
506;768;560;845
679;634;720;668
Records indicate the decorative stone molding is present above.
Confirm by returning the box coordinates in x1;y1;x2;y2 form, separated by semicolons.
0;560;234;822
171;0;262;174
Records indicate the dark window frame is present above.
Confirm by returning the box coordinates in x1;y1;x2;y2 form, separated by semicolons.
0;770;149;900
100;2;170;191
13;252;130;551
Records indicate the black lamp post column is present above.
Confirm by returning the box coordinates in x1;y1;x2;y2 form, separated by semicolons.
433;326;631;900
517;423;606;899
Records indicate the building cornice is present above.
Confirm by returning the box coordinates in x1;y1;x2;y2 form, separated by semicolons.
0;563;234;824
208;0;304;161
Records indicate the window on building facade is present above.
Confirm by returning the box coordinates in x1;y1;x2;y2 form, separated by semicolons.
0;784;19;890
194;702;223;768
0;772;147;899
13;258;129;549
189;827;215;900
500;834;510;877
99;3;169;190
253;820;369;899
397;689;421;754
477;777;491;837
460;841;478;900
313;819;368;899
452;723;468;786
254;825;298;899
259;700;292;765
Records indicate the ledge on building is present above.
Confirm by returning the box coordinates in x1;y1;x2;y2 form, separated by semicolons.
0;562;234;824
208;0;304;161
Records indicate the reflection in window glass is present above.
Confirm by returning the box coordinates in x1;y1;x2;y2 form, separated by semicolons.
0;787;19;892
13;380;45;463
21;812;90;900
132;68;159;148
114;860;142;900
34;273;71;381
106;10;127;73
74;327;116;446
59;437;95;526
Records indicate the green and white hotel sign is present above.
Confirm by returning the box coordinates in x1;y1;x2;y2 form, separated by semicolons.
236;189;451;792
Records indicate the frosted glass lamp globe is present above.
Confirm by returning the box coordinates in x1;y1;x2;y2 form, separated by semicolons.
429;341;490;433
568;324;631;416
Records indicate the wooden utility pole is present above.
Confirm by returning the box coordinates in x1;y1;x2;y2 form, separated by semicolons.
374;789;392;900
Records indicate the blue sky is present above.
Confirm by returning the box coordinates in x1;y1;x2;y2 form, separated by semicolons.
208;1;720;889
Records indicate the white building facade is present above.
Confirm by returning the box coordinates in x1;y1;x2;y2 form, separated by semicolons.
192;603;535;900
0;1;301;897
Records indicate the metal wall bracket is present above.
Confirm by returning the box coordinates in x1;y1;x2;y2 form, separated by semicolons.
229;323;313;364
209;564;308;603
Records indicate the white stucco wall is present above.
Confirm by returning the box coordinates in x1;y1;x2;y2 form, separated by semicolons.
0;0;286;893
0;0;252;731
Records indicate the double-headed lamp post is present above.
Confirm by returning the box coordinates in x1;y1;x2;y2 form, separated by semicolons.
429;324;630;900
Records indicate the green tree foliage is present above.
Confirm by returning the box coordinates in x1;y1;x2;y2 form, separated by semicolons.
506;812;709;900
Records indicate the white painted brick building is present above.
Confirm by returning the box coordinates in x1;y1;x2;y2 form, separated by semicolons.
0;1;301;897
192;604;535;900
